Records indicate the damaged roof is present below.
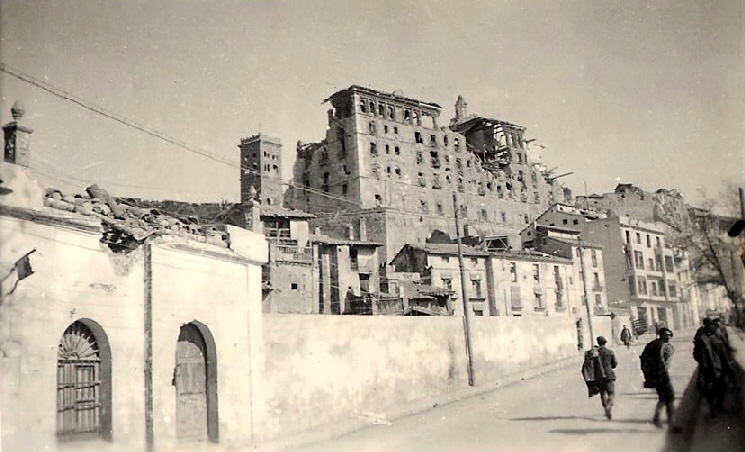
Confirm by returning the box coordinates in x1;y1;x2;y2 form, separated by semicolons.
452;116;526;135
325;85;442;110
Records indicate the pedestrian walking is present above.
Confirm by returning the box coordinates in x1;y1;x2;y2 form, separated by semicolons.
620;325;632;349
640;327;677;429
693;321;731;417
581;336;617;420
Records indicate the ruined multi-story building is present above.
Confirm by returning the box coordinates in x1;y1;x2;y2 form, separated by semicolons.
287;85;571;265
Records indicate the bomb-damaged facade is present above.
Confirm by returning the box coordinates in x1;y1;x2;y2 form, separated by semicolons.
286;85;571;264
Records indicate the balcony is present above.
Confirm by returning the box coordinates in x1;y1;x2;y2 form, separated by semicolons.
269;242;313;264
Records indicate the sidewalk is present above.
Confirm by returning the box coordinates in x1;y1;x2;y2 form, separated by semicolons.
255;352;583;451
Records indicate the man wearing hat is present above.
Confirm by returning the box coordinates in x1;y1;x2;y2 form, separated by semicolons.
641;327;676;428
595;336;618;419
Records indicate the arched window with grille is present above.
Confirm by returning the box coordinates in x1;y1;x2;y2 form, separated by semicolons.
57;319;112;441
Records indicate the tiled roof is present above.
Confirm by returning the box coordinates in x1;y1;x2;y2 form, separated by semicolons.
411;243;490;256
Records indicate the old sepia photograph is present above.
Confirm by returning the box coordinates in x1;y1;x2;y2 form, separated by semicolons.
1;1;744;451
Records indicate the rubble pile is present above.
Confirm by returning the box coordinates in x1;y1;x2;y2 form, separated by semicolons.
44;184;229;251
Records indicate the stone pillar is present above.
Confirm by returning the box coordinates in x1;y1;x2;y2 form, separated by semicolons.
3;102;33;167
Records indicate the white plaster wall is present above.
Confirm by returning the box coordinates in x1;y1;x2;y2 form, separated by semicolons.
149;244;260;450
258;315;468;441
0;216;146;452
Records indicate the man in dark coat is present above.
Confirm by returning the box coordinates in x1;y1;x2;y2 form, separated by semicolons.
582;336;618;419
641;327;676;428
620;325;632;348
693;321;731;417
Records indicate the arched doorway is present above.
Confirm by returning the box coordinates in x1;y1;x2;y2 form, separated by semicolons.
56;319;112;441
174;322;218;442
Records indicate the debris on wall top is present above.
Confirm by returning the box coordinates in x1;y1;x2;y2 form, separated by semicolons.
43;184;229;252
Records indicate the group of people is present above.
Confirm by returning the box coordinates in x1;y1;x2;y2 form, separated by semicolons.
582;317;736;429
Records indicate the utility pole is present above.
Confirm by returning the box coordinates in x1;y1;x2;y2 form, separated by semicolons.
578;236;594;348
453;192;475;386
143;242;154;452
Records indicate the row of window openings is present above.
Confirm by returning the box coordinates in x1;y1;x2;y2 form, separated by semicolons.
368;122;459;148
625;230;663;248
416;201;534;224
359;98;437;128
629;277;677;297
629;251;674;272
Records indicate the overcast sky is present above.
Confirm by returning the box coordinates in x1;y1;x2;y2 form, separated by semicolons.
1;0;743;207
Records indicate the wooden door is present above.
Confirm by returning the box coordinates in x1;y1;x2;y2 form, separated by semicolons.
176;324;208;442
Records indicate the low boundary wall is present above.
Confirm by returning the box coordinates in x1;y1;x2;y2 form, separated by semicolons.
258;314;581;441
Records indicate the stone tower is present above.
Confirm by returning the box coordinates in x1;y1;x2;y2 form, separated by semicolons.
454;95;468;124
238;134;284;206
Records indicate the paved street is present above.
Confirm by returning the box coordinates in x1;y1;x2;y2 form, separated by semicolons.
271;331;699;452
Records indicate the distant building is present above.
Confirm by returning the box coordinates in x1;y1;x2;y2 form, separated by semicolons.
521;223;610;316
536;205;681;330
575;183;692;239
390;243;578;318
312;235;384;315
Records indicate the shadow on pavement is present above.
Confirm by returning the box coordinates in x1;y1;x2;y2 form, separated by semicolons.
510;416;653;425
549;428;649;435
662;365;745;452
510;415;598;422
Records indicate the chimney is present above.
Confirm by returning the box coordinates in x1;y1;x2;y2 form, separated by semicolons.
3;101;33;167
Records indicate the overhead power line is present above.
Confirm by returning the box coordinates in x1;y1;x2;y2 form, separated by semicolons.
0;62;371;208
0;62;235;169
